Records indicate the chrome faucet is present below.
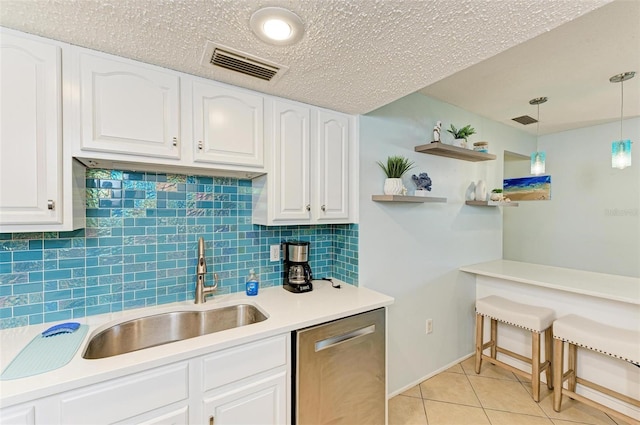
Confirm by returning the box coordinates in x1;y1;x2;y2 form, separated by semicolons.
195;237;218;304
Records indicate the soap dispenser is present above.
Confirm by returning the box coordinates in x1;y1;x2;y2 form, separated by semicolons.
246;269;259;296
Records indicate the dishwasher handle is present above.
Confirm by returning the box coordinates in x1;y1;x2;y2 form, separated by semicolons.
314;324;376;352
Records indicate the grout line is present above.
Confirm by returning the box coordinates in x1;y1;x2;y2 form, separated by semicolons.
416;377;430;424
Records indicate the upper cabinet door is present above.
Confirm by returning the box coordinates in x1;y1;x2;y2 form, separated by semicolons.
192;81;264;168
78;53;180;158
0;33;62;226
316;111;350;221
271;101;311;221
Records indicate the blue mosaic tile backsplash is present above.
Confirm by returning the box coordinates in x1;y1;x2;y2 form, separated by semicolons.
0;169;359;329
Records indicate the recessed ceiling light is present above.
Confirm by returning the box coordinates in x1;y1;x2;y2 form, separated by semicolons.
250;7;304;46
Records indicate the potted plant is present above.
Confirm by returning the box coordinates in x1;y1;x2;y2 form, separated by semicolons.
447;124;476;148
377;156;415;195
490;188;504;201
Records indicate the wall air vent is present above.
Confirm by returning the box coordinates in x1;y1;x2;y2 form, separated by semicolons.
201;41;288;84
512;115;538;125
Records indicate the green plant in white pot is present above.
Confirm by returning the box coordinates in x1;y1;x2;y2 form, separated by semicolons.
447;124;476;148
377;156;415;195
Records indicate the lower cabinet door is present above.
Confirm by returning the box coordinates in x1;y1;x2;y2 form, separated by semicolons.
0;403;36;425
203;369;287;425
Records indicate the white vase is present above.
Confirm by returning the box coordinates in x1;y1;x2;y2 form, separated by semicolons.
475;180;487;201
384;178;404;195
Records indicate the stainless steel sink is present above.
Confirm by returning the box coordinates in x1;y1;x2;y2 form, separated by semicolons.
83;304;267;359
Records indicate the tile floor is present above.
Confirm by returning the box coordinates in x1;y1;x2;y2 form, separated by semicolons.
389;357;635;425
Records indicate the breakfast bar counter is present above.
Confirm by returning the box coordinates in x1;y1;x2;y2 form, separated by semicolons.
460;259;640;305
461;259;640;420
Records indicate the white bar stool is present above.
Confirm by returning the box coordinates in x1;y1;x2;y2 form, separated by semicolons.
475;295;555;402
553;314;640;424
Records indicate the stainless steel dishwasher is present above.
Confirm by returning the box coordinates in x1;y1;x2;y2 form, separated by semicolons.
293;308;386;425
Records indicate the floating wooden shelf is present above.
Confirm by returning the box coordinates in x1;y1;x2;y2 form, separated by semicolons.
414;142;496;162
465;201;519;207
372;195;447;203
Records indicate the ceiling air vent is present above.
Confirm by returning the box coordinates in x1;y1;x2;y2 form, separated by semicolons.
512;115;538;125
201;41;288;84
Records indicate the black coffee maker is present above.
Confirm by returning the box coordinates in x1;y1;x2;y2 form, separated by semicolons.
282;241;313;293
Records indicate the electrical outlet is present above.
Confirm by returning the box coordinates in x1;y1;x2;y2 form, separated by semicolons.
270;245;280;262
426;319;433;334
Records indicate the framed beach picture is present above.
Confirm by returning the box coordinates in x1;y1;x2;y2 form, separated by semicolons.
503;175;551;201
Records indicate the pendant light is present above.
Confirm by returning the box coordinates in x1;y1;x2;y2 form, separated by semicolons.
529;97;548;175
610;71;635;169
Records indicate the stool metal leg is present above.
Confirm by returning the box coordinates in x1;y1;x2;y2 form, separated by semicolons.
553;338;564;412
475;313;484;374
545;329;553;390
532;331;541;402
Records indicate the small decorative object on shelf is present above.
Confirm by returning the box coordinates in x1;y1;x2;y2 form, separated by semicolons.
432;121;442;142
447;124;476;149
473;141;489;153
475;180;487;202
490;188;503;201
465;182;476;201
411;172;432;196
377;156;414;195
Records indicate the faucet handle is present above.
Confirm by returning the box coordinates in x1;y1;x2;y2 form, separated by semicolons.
212;273;219;290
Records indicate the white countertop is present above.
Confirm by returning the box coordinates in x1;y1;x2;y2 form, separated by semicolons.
460;259;640;305
0;280;393;408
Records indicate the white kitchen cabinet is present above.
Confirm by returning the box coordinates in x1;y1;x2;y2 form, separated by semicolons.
201;334;289;424
253;100;355;225
191;80;264;169
315;110;350;221
0;30;85;232
58;362;190;425
67;46;265;178
0;334;290;425
203;370;287;425
268;100;312;222
75;51;181;159
0;402;35;425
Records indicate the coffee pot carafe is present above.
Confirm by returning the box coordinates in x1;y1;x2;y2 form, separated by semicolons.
283;241;313;293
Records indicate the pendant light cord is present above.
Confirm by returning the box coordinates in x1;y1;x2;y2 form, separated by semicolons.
620;78;624;142
537;103;540;138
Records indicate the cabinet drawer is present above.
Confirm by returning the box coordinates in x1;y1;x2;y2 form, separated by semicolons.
59;362;189;425
202;335;287;391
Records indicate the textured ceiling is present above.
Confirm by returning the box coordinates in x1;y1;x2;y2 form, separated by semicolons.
421;0;640;135
0;0;612;121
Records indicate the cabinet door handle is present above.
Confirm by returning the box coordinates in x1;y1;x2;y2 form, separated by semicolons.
198;141;203;150
306;204;311;211
172;137;178;147
47;200;55;210
321;205;326;212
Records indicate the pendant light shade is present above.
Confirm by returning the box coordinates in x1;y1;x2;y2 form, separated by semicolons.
610;71;635;169
531;152;546;175
612;140;631;169
529;97;547;175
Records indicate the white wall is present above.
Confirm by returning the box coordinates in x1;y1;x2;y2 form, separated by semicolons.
358;93;535;394
503;118;640;277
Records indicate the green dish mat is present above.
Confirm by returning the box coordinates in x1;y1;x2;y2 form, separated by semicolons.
1;325;89;380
